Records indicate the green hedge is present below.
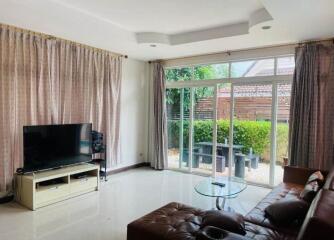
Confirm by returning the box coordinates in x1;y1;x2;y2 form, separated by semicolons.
167;120;289;159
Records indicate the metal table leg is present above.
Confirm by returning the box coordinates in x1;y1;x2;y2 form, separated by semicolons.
216;194;238;211
216;196;226;210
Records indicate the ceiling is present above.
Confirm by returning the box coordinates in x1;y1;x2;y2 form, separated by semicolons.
0;0;333;61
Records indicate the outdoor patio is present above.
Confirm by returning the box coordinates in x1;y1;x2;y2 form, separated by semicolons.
168;152;284;186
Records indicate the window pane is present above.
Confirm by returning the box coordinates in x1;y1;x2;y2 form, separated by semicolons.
277;56;295;75
231;59;274;78
165;67;193;82
231;61;254;78
194;63;229;80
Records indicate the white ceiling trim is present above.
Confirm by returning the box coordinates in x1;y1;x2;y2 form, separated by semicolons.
136;8;273;46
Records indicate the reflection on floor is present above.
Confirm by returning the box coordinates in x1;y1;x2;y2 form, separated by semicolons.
0;167;270;240
168;156;284;185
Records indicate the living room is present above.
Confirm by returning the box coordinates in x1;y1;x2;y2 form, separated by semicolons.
0;1;333;240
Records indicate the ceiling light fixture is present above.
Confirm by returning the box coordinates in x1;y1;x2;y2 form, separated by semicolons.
262;26;271;30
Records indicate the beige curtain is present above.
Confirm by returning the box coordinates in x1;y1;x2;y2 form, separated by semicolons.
0;25;122;193
289;43;334;170
148;62;168;170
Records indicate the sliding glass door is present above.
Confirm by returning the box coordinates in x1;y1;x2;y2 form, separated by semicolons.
167;83;291;185
166;88;190;171
215;83;232;177
165;55;294;186
274;83;291;185
231;84;272;185
192;86;214;175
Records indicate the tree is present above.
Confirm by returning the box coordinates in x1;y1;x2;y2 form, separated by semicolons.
165;67;192;82
165;64;228;109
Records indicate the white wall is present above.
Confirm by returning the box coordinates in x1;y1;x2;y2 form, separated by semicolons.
111;58;149;170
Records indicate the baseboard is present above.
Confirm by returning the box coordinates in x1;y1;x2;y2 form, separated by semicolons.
107;162;150;175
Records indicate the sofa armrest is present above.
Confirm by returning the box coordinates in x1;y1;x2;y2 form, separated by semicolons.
283;166;328;185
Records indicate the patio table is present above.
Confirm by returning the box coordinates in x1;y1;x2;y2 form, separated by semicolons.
196;142;243;167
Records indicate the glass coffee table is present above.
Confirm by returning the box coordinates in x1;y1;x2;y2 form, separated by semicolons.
194;176;247;211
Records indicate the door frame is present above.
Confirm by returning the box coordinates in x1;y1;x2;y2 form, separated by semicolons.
166;58;293;187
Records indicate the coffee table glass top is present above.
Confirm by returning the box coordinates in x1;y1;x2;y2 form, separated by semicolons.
195;176;247;198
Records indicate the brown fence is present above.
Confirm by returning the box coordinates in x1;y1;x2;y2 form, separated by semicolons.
194;96;290;122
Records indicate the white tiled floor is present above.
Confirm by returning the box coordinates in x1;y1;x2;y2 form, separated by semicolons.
0;168;270;240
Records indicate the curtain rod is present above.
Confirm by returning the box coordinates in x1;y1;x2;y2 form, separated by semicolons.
158;43;297;63
148;60;162;64
0;23;128;58
297;38;334;46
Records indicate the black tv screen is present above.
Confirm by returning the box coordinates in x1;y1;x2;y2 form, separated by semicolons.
23;123;92;172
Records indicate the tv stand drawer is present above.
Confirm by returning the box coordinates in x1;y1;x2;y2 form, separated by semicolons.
70;176;98;195
70;176;98;194
36;184;70;206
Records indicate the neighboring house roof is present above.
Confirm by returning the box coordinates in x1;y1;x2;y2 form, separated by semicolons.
243;57;295;77
218;84;291;98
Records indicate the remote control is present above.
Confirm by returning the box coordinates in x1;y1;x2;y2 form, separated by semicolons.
212;182;225;187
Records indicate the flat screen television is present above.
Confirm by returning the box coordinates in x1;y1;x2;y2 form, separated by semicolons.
23;123;92;172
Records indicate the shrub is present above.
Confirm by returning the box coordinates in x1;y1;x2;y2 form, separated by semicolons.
233;120;271;155
167;119;288;159
276;123;289;160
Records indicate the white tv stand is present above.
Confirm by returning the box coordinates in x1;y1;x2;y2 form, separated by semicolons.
16;163;100;210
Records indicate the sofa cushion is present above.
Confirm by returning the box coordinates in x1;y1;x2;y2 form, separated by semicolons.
306;171;324;185
244;183;304;235
127;202;206;240
264;197;309;225
201;210;246;235
128;201;299;240
299;171;324;203
299;181;320;203
297;189;334;240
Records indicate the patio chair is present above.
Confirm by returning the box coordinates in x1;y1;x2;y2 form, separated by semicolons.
182;148;200;168
234;153;246;178
247;148;259;169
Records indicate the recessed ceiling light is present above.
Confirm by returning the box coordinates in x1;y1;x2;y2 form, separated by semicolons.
150;44;157;47
262;26;271;30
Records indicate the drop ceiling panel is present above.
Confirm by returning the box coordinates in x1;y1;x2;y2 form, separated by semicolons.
52;0;263;33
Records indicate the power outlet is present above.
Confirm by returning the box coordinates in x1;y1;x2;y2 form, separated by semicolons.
139;153;144;161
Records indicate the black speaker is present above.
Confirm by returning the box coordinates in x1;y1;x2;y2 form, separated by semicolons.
92;131;105;153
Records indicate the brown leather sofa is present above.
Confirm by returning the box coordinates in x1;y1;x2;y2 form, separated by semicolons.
127;166;334;240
